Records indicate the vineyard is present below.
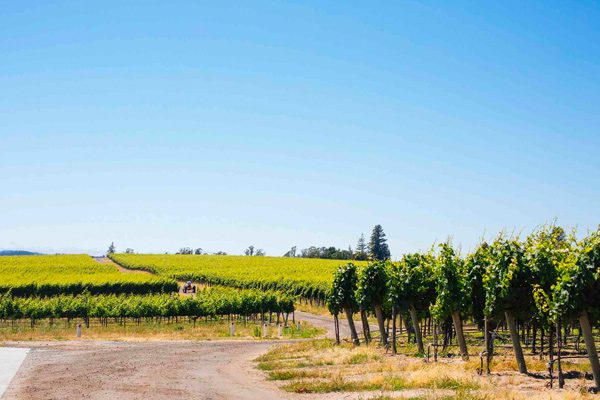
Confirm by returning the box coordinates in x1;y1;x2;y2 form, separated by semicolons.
0;254;178;296
3;228;600;394
0;255;295;328
109;254;365;301
0;287;294;326
328;225;600;391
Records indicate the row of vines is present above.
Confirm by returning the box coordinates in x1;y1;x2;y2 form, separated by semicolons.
109;253;361;301
0;287;294;326
328;225;600;390
0;255;177;296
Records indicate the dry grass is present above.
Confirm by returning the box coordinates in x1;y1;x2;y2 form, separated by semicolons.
0;318;323;341
294;301;331;316
255;339;597;399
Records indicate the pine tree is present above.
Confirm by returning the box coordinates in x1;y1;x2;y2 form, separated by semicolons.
357;234;367;253
107;242;115;255
369;225;390;261
355;234;368;260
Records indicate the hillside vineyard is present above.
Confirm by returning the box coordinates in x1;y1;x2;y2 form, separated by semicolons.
0;255;177;296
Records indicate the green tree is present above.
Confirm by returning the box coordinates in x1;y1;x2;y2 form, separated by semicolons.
326;274;345;344
430;242;469;360
551;227;600;389
465;242;492;371
484;234;532;374
369;225;391;261
355;234;368;261
388;253;435;354
527;226;572;324
298;246;353;260
464;242;491;329
329;263;360;345
526;224;574;380
283;246;297;257
107;242;115;255
356;261;389;346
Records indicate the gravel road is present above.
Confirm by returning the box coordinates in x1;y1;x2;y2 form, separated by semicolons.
2;340;286;400
1;310;363;399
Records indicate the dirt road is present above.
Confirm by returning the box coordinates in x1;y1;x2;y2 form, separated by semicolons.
2;340;285;400
1;305;366;400
296;310;362;340
2;310;360;400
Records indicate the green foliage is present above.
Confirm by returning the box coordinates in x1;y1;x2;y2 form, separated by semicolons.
296;246;354;260
369;224;391;261
430;242;467;322
525;225;575;325
328;263;359;314
483;234;533;319
0;287;294;321
355;234;368;260
356;261;389;308
552;226;600;318
0;255;177;297
464;242;490;327
387;253;435;314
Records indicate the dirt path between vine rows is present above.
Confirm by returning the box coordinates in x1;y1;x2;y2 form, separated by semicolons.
93;256;154;275
95;256;206;295
2;259;364;399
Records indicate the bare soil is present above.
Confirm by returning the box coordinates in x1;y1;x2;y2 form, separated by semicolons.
93;257;153;275
0;310;349;399
1;340;286;400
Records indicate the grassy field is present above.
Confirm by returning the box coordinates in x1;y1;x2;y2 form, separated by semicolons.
256;340;596;399
0;254;177;296
111;254;366;300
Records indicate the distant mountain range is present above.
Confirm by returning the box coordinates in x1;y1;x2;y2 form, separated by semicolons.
0;250;43;256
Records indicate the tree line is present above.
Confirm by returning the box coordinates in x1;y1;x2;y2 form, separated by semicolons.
327;225;600;390
283;224;391;261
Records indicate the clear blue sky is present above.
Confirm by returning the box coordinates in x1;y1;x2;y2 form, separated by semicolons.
1;1;599;257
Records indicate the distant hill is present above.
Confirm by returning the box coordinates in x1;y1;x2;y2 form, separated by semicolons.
0;250;43;256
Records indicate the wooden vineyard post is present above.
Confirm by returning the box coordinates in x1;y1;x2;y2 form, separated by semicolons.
360;309;371;344
556;319;564;388
374;304;388;347
484;317;491;375
333;314;340;344
579;310;600;390
391;306;397;355
344;309;360;345
505;311;527;374
451;311;469;361
433;322;438;362
409;304;425;354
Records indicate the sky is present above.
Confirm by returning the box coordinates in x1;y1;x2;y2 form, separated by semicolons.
1;1;599;257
